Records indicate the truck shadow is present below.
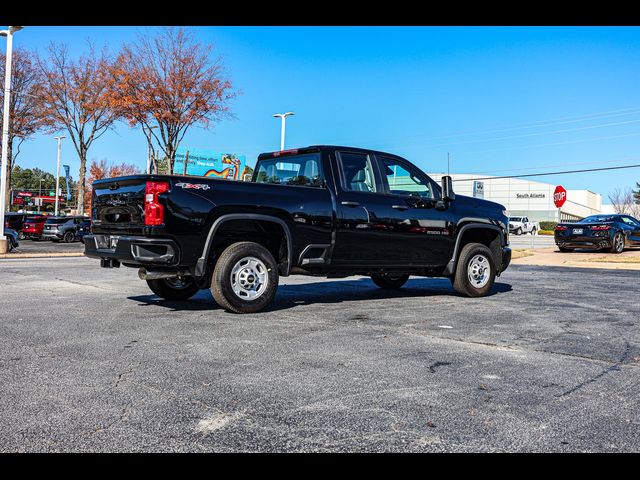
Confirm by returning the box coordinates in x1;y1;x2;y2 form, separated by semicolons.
127;277;512;313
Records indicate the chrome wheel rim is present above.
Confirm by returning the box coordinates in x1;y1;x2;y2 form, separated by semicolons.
164;277;192;289
615;234;624;252
230;256;268;300
467;254;490;289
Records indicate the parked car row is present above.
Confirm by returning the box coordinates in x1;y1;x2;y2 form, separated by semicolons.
4;212;91;243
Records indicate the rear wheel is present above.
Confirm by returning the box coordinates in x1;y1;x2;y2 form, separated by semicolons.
371;273;409;289
146;276;200;300
211;241;279;314
18;231;26;240
610;232;625;254
452;243;496;297
516;228;523;235
531;228;537;235
62;231;75;243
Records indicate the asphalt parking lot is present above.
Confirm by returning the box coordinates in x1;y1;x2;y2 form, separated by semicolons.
11;238;84;255
1;256;639;452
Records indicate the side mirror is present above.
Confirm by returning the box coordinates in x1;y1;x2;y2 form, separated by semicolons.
441;175;455;202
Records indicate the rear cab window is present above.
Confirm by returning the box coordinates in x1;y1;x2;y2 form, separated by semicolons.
254;153;324;188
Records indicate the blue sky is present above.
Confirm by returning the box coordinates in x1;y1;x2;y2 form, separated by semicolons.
8;26;640;200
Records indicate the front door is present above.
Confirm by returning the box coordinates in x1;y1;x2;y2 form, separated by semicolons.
373;155;456;266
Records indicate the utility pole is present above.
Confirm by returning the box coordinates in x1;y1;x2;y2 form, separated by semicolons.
0;26;24;253
54;136;65;216
272;112;295;151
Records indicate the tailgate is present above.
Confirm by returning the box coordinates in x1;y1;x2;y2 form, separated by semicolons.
92;176;149;233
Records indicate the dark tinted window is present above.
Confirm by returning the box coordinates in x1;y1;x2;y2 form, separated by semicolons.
338;152;378;193
254;153;324;187
580;215;616;223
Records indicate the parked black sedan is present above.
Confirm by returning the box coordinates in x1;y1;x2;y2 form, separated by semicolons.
554;214;640;253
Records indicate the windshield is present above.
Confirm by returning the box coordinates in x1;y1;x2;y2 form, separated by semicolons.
509;217;522;222
579;215;616;223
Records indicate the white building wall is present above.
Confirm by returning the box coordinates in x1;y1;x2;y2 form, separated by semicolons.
429;173;603;222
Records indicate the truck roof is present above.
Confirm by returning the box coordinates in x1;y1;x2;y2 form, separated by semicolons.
257;145;407;161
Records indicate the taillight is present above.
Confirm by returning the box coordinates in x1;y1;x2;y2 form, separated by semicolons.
590;225;611;231
145;181;170;226
555;225;568;231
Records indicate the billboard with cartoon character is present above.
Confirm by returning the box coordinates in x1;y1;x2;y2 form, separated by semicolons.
173;147;248;180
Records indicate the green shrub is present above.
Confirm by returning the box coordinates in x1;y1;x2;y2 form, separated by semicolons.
538;230;554;235
539;221;557;231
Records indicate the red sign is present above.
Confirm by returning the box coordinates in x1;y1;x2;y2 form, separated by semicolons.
553;185;567;208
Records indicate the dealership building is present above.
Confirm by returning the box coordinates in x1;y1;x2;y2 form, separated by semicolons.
428;173;603;222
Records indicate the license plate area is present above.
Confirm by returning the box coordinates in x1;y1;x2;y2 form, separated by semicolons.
573;228;583;235
94;235;120;250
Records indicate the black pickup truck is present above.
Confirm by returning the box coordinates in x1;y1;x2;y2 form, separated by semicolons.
85;145;511;313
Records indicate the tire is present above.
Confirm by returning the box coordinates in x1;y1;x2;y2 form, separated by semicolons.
211;241;279;314
62;231;75;243
610;232;625;254
558;246;574;252
516;228;522;235
146;276;200;301
452;243;496;298
18;231;26;240
531;228;537;235
371;273;409;289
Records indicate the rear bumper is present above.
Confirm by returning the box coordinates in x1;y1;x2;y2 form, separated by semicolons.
42;231;62;240
84;234;180;267
555;232;613;250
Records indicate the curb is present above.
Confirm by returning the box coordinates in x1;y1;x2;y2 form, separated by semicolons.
0;252;85;259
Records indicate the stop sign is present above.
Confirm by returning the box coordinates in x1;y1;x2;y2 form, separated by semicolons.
553;185;567;208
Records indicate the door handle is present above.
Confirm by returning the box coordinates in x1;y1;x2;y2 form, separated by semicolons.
392;205;409;210
341;201;360;207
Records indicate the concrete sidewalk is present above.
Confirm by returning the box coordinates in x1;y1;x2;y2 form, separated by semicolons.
511;247;640;270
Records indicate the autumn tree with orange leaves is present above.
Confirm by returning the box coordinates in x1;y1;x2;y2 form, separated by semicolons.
37;43;120;214
0;48;47;209
109;27;236;174
84;159;141;211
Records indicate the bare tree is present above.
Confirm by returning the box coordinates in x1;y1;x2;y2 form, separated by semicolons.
109;27;237;173
0;48;46;208
37;42;119;214
608;188;640;217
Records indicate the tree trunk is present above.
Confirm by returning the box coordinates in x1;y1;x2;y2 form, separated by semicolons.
166;144;176;175
77;145;87;215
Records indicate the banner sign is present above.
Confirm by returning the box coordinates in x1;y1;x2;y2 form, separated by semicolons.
173;147;248;181
473;180;484;199
63;165;71;201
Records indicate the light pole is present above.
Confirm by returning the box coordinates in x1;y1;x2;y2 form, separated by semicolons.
54;136;65;216
0;26;23;253
38;177;43;214
272;112;295;151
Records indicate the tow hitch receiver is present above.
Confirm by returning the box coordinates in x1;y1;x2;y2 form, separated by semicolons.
100;258;121;268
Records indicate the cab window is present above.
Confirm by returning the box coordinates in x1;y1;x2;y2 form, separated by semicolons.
254;153;324;188
380;157;433;199
337;152;378;193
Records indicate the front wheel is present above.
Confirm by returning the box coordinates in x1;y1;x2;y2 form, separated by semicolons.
371;273;409;289
211;242;279;314
610;232;625;254
62;231;75;243
452;243;496;297
516;228;522;235
146;276;200;300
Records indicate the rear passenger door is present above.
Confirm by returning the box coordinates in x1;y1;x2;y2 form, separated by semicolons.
331;150;398;266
